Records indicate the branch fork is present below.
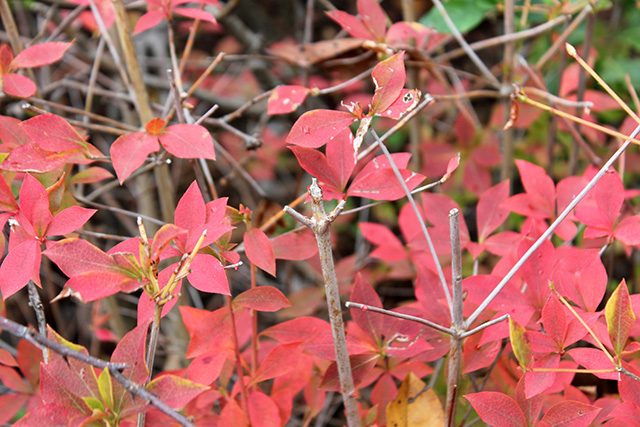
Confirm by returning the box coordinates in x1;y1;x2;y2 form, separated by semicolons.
284;178;360;427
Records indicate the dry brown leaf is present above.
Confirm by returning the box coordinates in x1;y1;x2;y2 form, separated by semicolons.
386;372;445;427
267;39;364;67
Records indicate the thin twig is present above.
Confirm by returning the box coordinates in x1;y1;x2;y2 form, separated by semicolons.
460;314;510;338
27;281;48;362
465;123;640;328
430;0;501;88
534;4;592;70
445;208;463;427
370;119;454;313
0;316;127;371
435;15;569;62
344;302;453;335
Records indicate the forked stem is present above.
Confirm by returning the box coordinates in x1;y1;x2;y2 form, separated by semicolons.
284;179;360;427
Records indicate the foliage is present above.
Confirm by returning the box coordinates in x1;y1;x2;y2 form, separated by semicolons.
0;0;640;427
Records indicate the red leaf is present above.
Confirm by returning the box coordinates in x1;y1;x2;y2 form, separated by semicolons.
3;73;36;98
175;181;206;243
553;249;606;312
477;180;510;242
110;132;159;183
359;222;405;262
320;354;378;391
65;270;136;301
465;392;527;427
525;353;560;398
18;174;51;238
272;229;318;261
615;215;640;246
187;350;229;386
10;42;72;69
69;167;113;185
251;342;303;385
350;273;383;339
326;11;372;40
244;228;276;276
327;128;356;188
46;206;96;236
0;240;39;300
502;160;555;219
371;51;406;114
516;160;555;210
159;124;215;159
12;403;69;427
539;400;601;427
0;366;29;393
234;286;290;312
348;167;424;201
145;375;208;408
541;295;568;347
172;7;217;26
619;363;640;406
287;109;355;148
21;114;88;153
248;391;281;427
515;376;543;426
43;238;116;277
358;0;387;41
289;146;340;191
261;316;330;344
184;306;233;358
0;44;12;68
187;254;230;295
134;10;165;34
111;320;150;385
374;88;420;119
149;224;187;260
568;347;617;380
462;334;501;374
0;394;28;425
267;85;310;115
2;143;71;172
0;114;30;147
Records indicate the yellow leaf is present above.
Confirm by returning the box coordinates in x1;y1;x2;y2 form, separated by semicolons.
605;279;636;357
386;372;444;427
509;317;531;369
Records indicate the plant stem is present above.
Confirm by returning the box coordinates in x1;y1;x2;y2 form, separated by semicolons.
431;0;500;87
465;123;640;328
137;302;162;427
534;4;591;70
501;0;515;184
370;125;453;313
345;302;453;335
435;15;569;62
518;93;640;145
112;0;175;225
445;209;463;427
284;180;360;427
0;315;127;371
227;295;251;416
27;281;48;362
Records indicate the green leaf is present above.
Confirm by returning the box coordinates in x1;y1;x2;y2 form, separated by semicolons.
98;368;114;410
605;279;636;357
83;396;105;412
419;0;498;34
509;317;531;369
